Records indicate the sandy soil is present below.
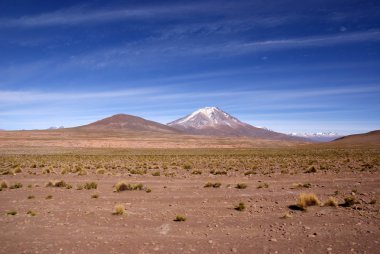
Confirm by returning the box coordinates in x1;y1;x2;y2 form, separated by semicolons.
1;169;379;253
0;129;307;149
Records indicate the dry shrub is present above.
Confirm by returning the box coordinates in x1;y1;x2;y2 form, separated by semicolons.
174;215;186;221
113;204;125;215
324;197;338;207
96;168;106;175
114;181;144;192
297;193;321;209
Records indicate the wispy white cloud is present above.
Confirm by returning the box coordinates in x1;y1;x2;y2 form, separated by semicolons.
1;84;378;105
0;4;207;27
0;87;157;103
64;30;380;70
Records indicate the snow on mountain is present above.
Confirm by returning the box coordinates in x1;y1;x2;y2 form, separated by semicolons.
169;107;243;128
289;132;342;142
168;107;307;141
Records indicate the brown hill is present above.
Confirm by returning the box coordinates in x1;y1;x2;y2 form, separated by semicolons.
331;130;380;145
77;114;180;134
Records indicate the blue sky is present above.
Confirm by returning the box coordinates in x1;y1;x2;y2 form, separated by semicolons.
0;0;379;134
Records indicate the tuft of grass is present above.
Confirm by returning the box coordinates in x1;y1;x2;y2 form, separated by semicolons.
191;170;202;175
27;210;37;216
77;170;88;176
244;170;256;176
341;196;358;207
91;194;99;199
183;164;192;170
60;168;69;175
114;181;145;192
204;182;222;188
280;212;293;219
42;168;54;174
9;182;23;189
46;180;68;188
304;166;317;173
324;197;338;207
83;182;97;190
210;170;227;175
174;215;186;221
234;202;246;211
291;183;311;189
297;193;321;209
145;188;152;193
45;195;53;199
129;169;147;175
1;180;8;189
96;168;106;175
236;183;248;189
14;167;22;174
113;204;125;215
27;195;35;199
7;210;17;216
369;199;376;205
152;171;160;176
257;183;269;189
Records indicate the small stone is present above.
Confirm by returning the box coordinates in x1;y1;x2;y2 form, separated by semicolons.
231;247;237;253
270;238;277;242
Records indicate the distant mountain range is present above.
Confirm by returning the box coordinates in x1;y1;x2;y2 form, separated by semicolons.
289;132;342;142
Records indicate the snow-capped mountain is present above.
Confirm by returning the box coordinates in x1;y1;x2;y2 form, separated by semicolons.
289;132;342;142
168;107;306;141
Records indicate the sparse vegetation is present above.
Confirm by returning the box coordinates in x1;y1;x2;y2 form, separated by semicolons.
0;180;8;189
234;202;246;211
96;168;106;174
27;210;37;216
280;212;292;219
174;215;186;221
9;182;23;189
324;197;338;207
45;180;72;189
204;182;222;188
113;204;125;215
296;193;321;210
7;210;17;216
91;194;99;198
236;183;247;189
257;183;269;189
291;183;311;189
83;182;97;190
304;165;317;173
114;181;146;192
341;196;358;207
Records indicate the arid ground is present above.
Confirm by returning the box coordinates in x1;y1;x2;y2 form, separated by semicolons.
0;146;379;253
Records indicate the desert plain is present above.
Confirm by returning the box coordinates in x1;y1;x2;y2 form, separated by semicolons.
0;131;379;254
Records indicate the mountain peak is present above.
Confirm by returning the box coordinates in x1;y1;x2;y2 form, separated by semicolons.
168;106;241;128
167;107;306;142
